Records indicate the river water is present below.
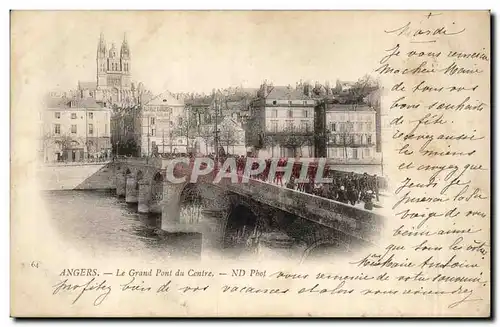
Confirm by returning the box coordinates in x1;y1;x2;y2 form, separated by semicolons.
41;190;344;263
41;190;205;261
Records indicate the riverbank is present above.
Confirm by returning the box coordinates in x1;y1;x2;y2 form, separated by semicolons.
36;161;116;191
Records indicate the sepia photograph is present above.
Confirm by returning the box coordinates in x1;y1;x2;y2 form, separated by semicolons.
10;10;491;317
38;32;387;264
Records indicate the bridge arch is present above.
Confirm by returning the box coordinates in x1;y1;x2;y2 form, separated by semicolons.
299;238;350;263
174;183;204;225
179;183;202;204
153;171;164;182
223;203;260;250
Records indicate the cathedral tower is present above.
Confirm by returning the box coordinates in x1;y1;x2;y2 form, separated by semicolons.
96;32;107;89
94;33;133;103
120;33;131;89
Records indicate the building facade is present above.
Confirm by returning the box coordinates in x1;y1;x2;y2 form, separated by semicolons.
138;91;186;156
323;104;377;160
42;97;112;162
247;82;316;158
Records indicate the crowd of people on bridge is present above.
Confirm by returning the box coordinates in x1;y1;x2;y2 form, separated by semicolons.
138;152;384;211
232;155;382;211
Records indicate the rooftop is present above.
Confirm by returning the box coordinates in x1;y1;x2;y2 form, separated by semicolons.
143;90;184;106
325;103;374;112
45;96;109;110
264;85;312;100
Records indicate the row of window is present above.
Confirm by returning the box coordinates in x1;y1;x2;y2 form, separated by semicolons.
53;124;76;134
108;77;121;86
326;113;375;123
329;133;373;145
149;116;183;126
327;147;372;159
268;120;311;132
54;112;95;120
267;108;374;121
268;100;312;106
330;122;373;133
101;62;129;72
53;123;108;135
99;62;129;72
146;105;171;112
269;109;311;119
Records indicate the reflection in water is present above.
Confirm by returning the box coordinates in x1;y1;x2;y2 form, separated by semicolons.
41;190;202;261
179;204;203;225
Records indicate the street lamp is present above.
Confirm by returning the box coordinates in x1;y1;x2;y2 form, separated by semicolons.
147;132;151;157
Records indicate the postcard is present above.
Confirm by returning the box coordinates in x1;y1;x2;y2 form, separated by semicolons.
10;10;490;317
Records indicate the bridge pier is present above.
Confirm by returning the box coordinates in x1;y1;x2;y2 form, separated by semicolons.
150;172;164;215
115;172;126;197
138;179;151;213
160;182;184;232
125;176;138;203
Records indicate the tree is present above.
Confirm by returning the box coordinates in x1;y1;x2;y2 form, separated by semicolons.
172;117;191;152
122;138;139;156
198;125;214;154
336;74;380;159
40;132;55;162
50;134;77;161
339;121;354;159
219;119;242;154
348;74;380;106
263;135;278;157
281;125;314;158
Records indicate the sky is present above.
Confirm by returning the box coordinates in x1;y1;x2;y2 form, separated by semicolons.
12;11;421;95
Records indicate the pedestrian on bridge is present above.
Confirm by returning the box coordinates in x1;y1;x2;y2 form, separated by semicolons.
346;181;358;206
337;186;348;204
286;176;296;190
363;190;374;210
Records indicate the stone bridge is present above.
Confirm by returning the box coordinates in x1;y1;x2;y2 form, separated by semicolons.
113;158;384;260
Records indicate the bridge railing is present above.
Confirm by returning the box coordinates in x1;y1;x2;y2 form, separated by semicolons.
41;160;112;167
183;166;385;217
116;156;165;168
216;174;384;243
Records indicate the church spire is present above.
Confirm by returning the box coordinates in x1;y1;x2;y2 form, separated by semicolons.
97;32;106;57
120;32;130;59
